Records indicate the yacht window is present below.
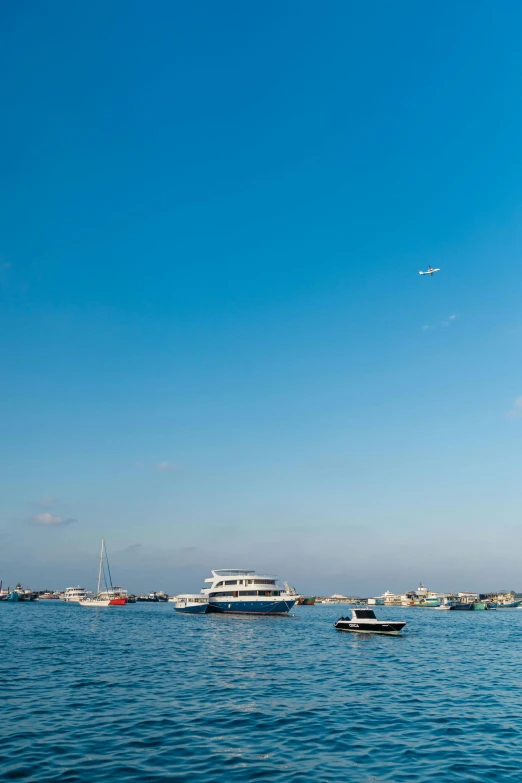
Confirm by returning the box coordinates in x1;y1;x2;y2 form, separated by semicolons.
355;610;376;619
224;580;237;585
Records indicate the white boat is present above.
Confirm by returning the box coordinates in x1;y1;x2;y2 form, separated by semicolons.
282;581;303;604
80;539;127;608
174;594;209;614
62;586;91;603
335;608;407;635
202;569;297;615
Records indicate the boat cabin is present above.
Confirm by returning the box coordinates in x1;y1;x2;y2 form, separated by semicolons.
351;608;376;621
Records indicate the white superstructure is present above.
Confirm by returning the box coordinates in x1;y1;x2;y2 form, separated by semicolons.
202;569;297;615
62;586;90;603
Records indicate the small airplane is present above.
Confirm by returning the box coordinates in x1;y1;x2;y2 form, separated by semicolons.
419;265;440;276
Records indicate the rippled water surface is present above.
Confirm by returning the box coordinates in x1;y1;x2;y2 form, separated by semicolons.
2;603;522;782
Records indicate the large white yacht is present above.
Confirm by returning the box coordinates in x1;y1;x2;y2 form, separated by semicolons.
202;569;297;615
62;586;91;603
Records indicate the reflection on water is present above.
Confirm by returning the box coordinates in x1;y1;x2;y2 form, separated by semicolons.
1;602;522;781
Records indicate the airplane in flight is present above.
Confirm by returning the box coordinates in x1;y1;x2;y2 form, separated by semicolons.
419;265;440;276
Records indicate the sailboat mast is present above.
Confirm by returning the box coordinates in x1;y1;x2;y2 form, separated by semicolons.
97;539;104;595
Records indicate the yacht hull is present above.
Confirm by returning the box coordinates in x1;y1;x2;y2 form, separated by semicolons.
208;599;296;615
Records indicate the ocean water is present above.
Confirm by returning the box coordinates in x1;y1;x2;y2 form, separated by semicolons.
1;603;522;782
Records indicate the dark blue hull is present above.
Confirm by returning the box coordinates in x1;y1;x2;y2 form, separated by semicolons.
175;604;209;614
208;599;296;615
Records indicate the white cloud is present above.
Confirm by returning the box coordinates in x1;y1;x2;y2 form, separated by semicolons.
422;314;459;331
29;513;76;527
154;461;178;472
441;314;459;327
507;396;522;419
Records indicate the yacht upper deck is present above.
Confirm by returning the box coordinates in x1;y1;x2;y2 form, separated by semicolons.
204;569;277;588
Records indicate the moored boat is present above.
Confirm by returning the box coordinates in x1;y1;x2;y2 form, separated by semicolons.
62;586;90;603
174;594;209;614
334;608;406;635
445;593;475;610
80;539;127;608
99;588;128;606
7;584;35;602
282;582;303;604
136;592;167;602
203;569;297;615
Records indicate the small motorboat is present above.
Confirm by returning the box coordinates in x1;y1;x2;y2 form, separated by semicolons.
174;594;209;614
334;608;406;635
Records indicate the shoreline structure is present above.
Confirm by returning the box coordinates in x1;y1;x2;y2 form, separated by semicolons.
1;580;520;608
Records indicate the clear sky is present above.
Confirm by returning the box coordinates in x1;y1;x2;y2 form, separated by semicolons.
1;1;522;596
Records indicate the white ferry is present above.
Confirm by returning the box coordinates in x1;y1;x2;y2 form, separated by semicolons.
202;569;297;615
62;586;90;603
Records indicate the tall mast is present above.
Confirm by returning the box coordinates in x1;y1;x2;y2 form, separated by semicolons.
97;539;104;595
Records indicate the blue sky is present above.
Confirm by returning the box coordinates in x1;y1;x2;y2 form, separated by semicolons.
1;1;522;595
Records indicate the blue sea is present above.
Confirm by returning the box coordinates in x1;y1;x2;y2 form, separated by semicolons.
1;602;522;782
